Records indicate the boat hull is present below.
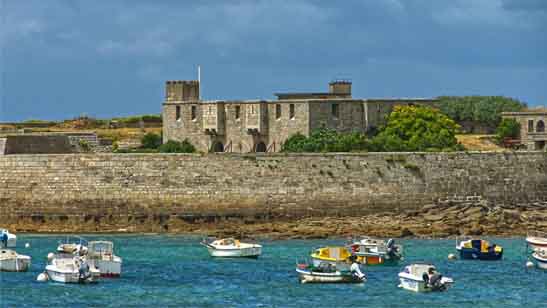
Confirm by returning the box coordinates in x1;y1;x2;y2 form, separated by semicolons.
0;256;31;272
207;246;261;258
458;248;503;260
398;275;430;292
354;254;399;266
88;259;122;277
296;268;363;284
46;266;100;284
532;253;547;270
311;258;350;271
398;273;453;292
526;238;547;250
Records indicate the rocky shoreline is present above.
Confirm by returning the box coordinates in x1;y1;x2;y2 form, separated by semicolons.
10;202;547;240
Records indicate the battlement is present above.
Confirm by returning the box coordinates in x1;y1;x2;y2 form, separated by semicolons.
166;80;200;101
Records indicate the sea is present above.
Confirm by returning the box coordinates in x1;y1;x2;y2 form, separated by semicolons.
0;235;545;307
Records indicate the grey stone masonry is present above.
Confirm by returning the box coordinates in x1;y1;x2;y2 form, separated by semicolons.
163;80;438;153
0;152;546;232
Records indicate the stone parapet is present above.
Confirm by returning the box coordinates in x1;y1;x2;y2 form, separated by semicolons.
1;151;546;233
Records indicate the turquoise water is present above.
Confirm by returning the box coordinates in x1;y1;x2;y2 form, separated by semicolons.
0;236;546;307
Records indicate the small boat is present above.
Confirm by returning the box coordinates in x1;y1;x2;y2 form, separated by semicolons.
532;248;547;270
310;246;352;270
0;229;17;248
201;238;262;258
45;253;100;284
296;261;365;284
57;236;88;256
456;238;503;260
526;230;547;250
87;241;122;277
0;249;31;272
398;263;454;292
347;237;403;265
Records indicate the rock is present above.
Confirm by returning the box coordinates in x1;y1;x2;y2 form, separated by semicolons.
400;228;414;237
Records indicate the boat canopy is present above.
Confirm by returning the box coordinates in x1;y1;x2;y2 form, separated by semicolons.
88;241;114;256
312;247;351;262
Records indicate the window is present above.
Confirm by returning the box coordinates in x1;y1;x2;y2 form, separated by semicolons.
332;103;339;118
176;106;181;121
235;105;241;120
289;104;295;119
529;120;534;133
275;104;281;119
538;120;545;133
208;106;213;115
191;105;197;120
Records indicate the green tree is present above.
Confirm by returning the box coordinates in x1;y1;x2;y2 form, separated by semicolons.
141;132;162;149
434;96;526;129
370;105;463;152
158;139;196;153
495;118;520;143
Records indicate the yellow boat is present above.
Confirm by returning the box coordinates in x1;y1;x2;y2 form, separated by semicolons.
310;246;353;270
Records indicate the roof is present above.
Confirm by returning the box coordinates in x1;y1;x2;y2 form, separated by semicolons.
164;97;438;105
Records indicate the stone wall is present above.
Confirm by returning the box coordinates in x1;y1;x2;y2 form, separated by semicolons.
1;152;546;233
3;135;73;154
0;138;6;155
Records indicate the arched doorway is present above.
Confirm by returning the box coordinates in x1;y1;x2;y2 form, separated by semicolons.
255;141;267;153
212;141;224;153
537;120;545;133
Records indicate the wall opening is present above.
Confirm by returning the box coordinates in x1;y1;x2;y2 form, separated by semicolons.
289;104;295;119
536;141;546;150
537;120;545;133
255;141;267;152
176;106;181;121
212;142;224;153
276;104;281;119
235;106;241;120
191;105;197;120
332;103;339;118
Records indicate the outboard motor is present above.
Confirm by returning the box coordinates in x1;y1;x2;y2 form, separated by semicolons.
78;259;91;283
386;239;401;259
429;273;446;291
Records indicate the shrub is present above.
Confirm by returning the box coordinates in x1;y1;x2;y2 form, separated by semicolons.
369;105;463;152
281;128;368;153
141;132;162;149
495;118;520;143
78;139;91;152
159;139;196;153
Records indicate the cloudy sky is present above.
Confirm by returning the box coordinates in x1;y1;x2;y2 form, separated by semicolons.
1;0;546;121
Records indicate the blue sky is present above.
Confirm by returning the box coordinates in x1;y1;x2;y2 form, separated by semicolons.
1;0;546;121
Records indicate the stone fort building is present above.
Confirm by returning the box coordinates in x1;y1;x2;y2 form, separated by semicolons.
162;80;437;153
502;110;547;150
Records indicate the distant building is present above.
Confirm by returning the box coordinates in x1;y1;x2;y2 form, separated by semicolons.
502;110;547;150
162;80;438;153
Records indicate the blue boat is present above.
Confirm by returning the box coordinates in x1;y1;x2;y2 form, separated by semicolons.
456;239;503;260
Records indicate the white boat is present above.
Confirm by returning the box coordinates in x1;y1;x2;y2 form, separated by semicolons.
532;248;547;270
0;229;17;248
398;263;453;292
0;249;31;272
296;262;365;284
526;230;547;250
201;238;262;258
57;236;88;256
87;241;122;277
45;253;100;284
